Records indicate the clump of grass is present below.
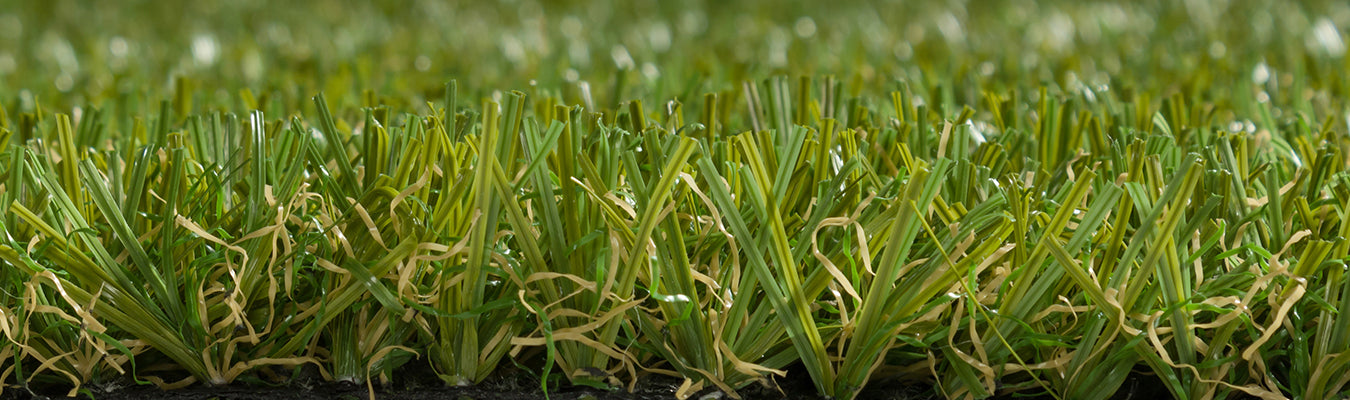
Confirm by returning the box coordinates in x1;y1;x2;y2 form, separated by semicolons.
4;1;1350;400
6;73;1350;399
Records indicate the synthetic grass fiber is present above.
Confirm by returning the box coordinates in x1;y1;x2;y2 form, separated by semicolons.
3;0;1350;399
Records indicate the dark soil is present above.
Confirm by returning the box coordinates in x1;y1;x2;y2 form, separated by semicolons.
0;363;1197;400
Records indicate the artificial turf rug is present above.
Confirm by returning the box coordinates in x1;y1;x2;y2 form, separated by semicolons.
2;1;1350;399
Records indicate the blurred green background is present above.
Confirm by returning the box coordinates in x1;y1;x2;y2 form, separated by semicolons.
2;0;1348;109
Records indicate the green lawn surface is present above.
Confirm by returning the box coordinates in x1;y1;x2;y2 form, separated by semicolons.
2;1;1350;399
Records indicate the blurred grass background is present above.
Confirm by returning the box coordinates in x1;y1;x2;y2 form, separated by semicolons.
3;0;1348;109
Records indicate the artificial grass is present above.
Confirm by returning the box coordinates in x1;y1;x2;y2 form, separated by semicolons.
3;1;1350;399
